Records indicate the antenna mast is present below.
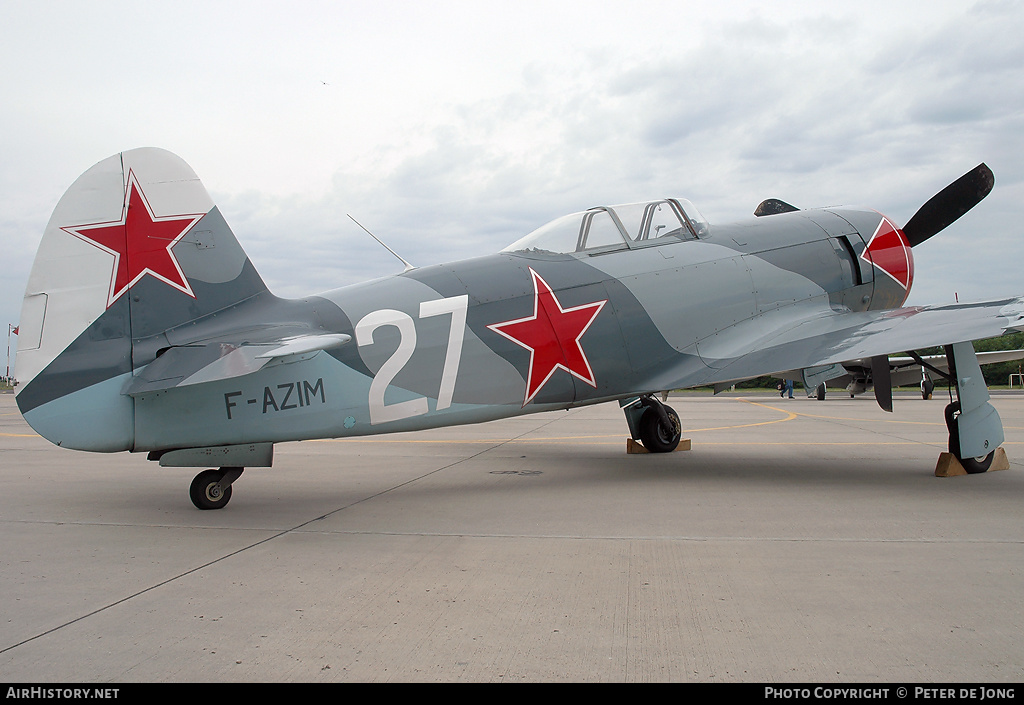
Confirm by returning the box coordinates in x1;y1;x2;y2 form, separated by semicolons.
347;215;415;272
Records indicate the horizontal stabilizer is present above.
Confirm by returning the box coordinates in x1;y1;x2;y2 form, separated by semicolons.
126;333;350;396
127;344;269;395
254;333;351;359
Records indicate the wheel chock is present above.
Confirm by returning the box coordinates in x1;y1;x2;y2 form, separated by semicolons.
935;453;967;476
992;447;1010;472
626;438;691;454
935;447;1010;477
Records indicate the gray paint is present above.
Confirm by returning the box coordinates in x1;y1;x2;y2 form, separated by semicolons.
17;149;1024;465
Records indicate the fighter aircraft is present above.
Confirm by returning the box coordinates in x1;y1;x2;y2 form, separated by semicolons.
778;349;1024;400
14;149;1024;508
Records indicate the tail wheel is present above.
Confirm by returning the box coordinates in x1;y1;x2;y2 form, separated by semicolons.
944;401;994;473
190;469;233;510
639;405;681;453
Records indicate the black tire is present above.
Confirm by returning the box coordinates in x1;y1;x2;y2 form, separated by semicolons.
922;378;934;400
816;383;826;401
190;469;232;510
961;453;995;473
944;401;994;473
638;405;681;453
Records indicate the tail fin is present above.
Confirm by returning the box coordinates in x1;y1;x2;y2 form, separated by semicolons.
15;148;269;451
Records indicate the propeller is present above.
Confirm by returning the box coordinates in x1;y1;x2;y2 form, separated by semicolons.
902;163;994;247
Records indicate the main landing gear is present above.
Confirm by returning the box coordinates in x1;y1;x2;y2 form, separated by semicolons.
922;370;935;400
944;402;994;473
622;394;682;452
189;467;244;510
939;342;1004;474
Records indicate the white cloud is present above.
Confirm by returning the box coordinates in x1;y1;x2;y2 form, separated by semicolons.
3;0;1023;362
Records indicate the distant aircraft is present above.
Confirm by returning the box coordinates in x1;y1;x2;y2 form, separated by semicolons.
778;349;1024;400
14;149;1023;508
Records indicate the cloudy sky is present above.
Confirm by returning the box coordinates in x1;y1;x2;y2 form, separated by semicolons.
2;0;1023;365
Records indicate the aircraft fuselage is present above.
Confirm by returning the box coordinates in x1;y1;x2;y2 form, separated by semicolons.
125;204;908;452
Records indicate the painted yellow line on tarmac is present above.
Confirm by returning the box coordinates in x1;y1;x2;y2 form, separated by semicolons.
744;400;1024;431
734;398;799;417
311;438;1003;447
314;436;617;444
740;398;950;426
308;397;1024;447
314;398;800;444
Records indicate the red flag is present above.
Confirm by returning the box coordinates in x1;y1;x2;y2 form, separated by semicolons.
10;326;17;335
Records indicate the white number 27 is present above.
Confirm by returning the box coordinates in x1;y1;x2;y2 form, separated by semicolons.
354;294;468;425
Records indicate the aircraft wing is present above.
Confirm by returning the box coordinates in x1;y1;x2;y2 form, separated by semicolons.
695;296;1024;388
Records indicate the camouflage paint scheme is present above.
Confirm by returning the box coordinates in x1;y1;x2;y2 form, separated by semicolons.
15;149;1024;489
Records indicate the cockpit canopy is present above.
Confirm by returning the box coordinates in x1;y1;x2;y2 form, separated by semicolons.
502;199;709;255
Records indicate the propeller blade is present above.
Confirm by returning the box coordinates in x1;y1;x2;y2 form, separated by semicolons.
903;163;994;247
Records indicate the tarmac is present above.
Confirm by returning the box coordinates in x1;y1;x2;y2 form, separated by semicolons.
1;389;1023;683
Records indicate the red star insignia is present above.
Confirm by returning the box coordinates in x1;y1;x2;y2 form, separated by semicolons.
861;215;914;291
62;170;205;308
488;268;607;406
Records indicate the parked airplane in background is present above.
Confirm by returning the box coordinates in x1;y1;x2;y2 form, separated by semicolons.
15;149;1023;508
780;349;1024;400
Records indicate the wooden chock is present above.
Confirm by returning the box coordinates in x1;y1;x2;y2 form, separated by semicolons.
626;438;691;454
991;446;1010;472
626;438;647;454
935;447;1010;477
934;452;966;477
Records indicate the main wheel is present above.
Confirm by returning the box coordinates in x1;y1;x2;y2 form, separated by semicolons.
638;405;681;453
816;383;826;401
944;401;994;473
190;469;233;510
922;378;934;400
